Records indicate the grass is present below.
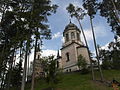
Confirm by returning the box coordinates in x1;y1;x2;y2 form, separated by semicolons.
25;70;120;90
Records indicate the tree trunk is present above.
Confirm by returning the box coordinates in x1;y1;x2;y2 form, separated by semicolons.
77;19;95;80
0;44;6;74
1;66;6;89
31;29;38;90
7;48;15;90
90;16;103;81
111;0;120;23
21;41;29;90
27;53;30;78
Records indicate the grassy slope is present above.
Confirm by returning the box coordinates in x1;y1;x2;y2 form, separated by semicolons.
26;70;120;90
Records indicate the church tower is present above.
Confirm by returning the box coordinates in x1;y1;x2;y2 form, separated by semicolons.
60;21;90;72
63;21;83;47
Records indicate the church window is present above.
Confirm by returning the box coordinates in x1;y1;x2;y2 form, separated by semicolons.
77;33;80;40
66;52;70;62
66;33;69;42
71;32;75;39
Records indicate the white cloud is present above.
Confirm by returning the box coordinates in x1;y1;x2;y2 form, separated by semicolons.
41;49;57;57
61;37;65;43
22;49;57;64
52;32;62;39
101;43;109;50
81;25;107;42
117;37;120;42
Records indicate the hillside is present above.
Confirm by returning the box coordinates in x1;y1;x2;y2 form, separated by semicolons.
26;70;120;90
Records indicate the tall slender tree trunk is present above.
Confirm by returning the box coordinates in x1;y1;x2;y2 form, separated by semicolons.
13;50;16;67
21;41;29;90
0;44;6;73
1;65;6;89
111;0;120;23
27;53;30;78
77;19;95;80
7;48;15;90
31;29;38;90
0;43;6;90
90;16;103;81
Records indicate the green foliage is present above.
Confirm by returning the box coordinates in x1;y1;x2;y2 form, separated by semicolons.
99;0;120;36
77;55;89;74
100;41;120;70
111;49;120;69
99;50;113;69
41;56;61;88
4;60;23;89
0;0;58;89
11;60;23;87
66;3;86;20
83;0;98;18
77;55;87;69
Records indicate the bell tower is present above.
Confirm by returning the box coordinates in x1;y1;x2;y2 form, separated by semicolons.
63;21;83;47
60;21;90;72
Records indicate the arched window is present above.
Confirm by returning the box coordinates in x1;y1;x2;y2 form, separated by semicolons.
66;52;70;62
66;33;69;42
71;32;75;39
77;33;80;40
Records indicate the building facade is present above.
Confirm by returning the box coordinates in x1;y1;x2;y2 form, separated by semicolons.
58;22;90;72
34;52;44;78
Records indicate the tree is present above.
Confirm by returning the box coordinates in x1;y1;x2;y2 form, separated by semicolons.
99;0;120;36
77;55;87;70
11;60;23;89
30;0;58;90
83;0;103;81
77;55;89;74
108;40;120;69
3;58;23;90
0;0;33;89
0;0;58;90
99;49;112;69
66;3;95;80
99;38;120;70
41;56;61;89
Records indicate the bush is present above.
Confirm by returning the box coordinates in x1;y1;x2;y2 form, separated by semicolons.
80;68;89;74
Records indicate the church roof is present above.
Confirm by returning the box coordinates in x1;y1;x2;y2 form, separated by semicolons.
63;21;80;34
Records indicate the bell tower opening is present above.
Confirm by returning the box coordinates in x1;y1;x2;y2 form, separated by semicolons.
65;33;69;42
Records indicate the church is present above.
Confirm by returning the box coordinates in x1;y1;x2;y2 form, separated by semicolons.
34;21;91;77
57;21;90;72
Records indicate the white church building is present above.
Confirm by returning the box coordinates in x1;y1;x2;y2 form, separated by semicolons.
34;21;91;77
57;21;90;72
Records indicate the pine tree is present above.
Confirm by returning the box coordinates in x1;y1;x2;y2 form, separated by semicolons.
99;0;120;36
83;0;103;81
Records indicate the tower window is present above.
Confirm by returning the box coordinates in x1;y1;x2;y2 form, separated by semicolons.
66;52;70;62
77;33;80;40
71;32;75;39
66;33;69;42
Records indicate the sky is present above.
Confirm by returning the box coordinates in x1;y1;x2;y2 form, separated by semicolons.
21;0;116;64
39;0;114;57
